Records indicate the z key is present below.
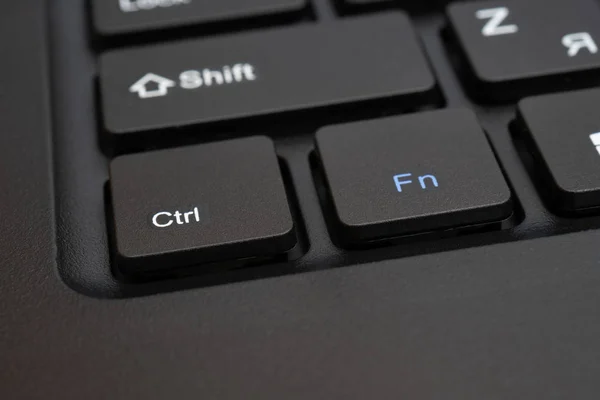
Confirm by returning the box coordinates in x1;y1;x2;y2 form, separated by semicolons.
447;0;600;101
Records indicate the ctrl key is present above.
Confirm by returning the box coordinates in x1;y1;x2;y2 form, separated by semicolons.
109;136;297;275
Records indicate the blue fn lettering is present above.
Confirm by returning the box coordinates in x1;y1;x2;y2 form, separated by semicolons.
418;175;439;189
393;173;439;192
393;174;413;192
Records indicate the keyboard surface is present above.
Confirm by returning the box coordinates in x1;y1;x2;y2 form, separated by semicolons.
60;0;600;293
4;0;600;398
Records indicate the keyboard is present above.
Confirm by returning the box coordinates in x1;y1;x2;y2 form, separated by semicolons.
51;0;600;296
6;0;600;398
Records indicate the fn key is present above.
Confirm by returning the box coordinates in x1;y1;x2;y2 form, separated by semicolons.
316;110;513;243
109;137;296;275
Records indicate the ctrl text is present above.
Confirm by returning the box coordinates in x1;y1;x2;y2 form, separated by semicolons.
152;207;201;228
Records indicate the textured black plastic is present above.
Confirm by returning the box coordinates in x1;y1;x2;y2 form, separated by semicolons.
316;109;513;242
110;136;296;274
92;0;307;36
3;0;600;398
517;88;600;212
51;0;600;298
447;0;600;101
99;13;436;138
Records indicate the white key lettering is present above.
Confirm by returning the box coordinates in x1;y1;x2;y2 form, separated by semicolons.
562;32;598;57
476;7;518;37
119;0;192;13
179;64;257;90
152;207;201;228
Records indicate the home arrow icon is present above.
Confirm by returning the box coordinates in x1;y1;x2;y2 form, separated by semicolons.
129;73;176;99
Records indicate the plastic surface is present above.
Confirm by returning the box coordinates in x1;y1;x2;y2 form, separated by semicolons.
2;0;600;398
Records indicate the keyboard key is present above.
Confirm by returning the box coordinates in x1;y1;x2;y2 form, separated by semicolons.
99;13;438;138
340;0;448;11
109;136;296;274
340;0;391;7
91;0;307;36
316;109;513;243
516;89;600;212
447;0;600;101
346;0;386;3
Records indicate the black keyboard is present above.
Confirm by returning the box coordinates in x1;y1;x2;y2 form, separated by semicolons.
52;0;600;295
8;0;600;398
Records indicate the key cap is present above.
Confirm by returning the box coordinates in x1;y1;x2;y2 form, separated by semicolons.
340;0;391;8
315;109;513;243
109;136;296;274
516;88;600;212
447;0;600;101
340;0;449;11
99;13;438;139
91;0;307;36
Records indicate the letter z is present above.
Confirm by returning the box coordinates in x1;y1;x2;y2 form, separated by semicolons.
476;7;518;37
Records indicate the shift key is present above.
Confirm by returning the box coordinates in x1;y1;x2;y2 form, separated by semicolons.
99;13;438;137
